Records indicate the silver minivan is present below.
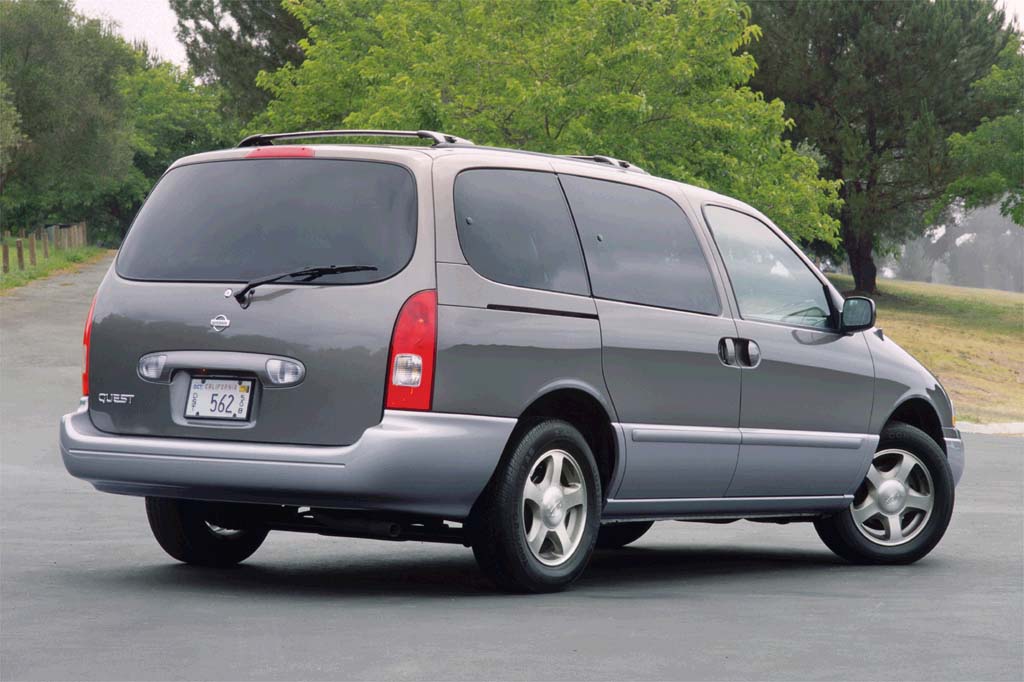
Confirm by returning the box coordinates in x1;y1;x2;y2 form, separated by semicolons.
61;130;965;592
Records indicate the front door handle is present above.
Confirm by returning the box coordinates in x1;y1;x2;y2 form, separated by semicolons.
720;338;761;368
742;340;761;368
718;337;737;366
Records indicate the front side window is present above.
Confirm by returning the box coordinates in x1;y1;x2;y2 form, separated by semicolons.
560;175;721;315
454;169;590;296
704;205;832;329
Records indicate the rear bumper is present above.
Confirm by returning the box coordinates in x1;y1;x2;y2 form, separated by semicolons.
944;427;965;486
60;399;515;519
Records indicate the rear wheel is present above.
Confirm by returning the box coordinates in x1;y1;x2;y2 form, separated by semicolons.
471;420;601;592
145;498;268;567
814;423;954;564
597;521;654;549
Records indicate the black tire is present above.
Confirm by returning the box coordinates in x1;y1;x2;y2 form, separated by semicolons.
145;497;269;567
597;521;654;549
471;419;602;593
814;422;954;564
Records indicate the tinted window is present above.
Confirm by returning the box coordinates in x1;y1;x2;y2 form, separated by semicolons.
117;159;416;284
704;205;832;329
559;175;721;315
454;169;589;296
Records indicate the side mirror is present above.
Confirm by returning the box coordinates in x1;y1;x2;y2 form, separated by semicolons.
841;296;876;332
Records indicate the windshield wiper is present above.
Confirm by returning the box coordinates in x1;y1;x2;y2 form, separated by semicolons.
233;264;378;307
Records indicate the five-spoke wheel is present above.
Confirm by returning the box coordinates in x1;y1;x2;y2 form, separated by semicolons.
471;419;601;592
815;423;954;564
523;449;588;566
851;449;934;546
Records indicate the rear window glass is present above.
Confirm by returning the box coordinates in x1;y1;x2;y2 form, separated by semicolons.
117;159;417;284
454;169;589;296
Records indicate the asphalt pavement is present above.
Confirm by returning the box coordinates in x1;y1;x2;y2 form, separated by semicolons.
1;256;1021;681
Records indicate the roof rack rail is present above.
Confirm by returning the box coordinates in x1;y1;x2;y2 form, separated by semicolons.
236;129;474;148
562;154;648;175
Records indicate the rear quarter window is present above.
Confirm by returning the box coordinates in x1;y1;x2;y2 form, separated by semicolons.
453;169;590;296
559;175;721;315
117;158;417;284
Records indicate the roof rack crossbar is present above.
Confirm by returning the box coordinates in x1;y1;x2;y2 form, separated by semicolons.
236;129;474;148
562;154;648;175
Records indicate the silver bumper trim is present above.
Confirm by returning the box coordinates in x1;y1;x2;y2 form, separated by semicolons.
944;431;965;486
60;401;515;518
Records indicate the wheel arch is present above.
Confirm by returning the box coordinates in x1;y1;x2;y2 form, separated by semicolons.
884;397;946;454
513;387;619;498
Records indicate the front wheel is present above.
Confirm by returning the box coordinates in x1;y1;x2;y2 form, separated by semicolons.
145;498;269;567
814;423;954;564
471;420;602;592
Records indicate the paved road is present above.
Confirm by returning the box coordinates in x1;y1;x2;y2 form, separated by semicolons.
2;257;1021;681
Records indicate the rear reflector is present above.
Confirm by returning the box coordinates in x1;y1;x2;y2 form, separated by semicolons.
385;290;437;411
245;146;315;159
82;294;97;396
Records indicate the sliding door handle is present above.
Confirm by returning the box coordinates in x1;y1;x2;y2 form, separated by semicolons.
718;338;738;366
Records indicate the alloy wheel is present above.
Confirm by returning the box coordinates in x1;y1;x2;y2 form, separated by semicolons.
522;448;588;566
851;448;934;546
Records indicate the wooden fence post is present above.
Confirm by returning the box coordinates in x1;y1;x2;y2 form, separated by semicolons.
15;238;24;270
28;235;36;266
2;243;8;274
42;231;49;259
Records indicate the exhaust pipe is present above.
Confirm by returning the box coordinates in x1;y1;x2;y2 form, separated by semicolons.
315;513;403;540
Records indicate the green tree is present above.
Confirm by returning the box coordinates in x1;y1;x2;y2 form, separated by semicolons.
170;0;307;123
255;0;841;244
934;38;1024;225
0;0;136;230
0;79;27;192
750;0;1012;292
106;55;237;236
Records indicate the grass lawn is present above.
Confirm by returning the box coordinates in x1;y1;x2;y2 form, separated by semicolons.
0;238;109;292
829;275;1024;424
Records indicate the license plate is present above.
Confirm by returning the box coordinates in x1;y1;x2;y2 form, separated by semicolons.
185;377;253;421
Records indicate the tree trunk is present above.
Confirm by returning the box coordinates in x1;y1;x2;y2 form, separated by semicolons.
843;230;877;293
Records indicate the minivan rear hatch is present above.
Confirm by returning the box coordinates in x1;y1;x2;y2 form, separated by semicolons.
87;151;432;446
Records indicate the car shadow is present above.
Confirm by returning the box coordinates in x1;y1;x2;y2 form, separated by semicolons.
75;542;846;599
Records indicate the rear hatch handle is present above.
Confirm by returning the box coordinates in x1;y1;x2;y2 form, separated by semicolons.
232;264;377;308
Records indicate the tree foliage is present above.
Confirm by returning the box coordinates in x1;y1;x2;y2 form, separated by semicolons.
255;0;841;245
934;38;1024;225
170;0;307;123
0;0;235;239
750;0;1012;292
0;79;27;189
107;54;237;232
0;0;136;229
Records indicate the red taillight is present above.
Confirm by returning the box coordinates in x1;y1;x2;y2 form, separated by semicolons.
244;146;315;159
82;294;97;397
385;290;437;411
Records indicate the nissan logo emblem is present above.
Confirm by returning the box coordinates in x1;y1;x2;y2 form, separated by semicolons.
210;314;231;332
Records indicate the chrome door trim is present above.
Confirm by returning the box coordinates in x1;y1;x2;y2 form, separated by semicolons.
739;428;866;450
624;423;868;450
630;425;741;445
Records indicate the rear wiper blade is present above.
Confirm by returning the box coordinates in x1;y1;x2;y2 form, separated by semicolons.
233;264;377;306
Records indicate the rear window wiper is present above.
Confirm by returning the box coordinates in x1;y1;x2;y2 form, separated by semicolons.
233;264;378;307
